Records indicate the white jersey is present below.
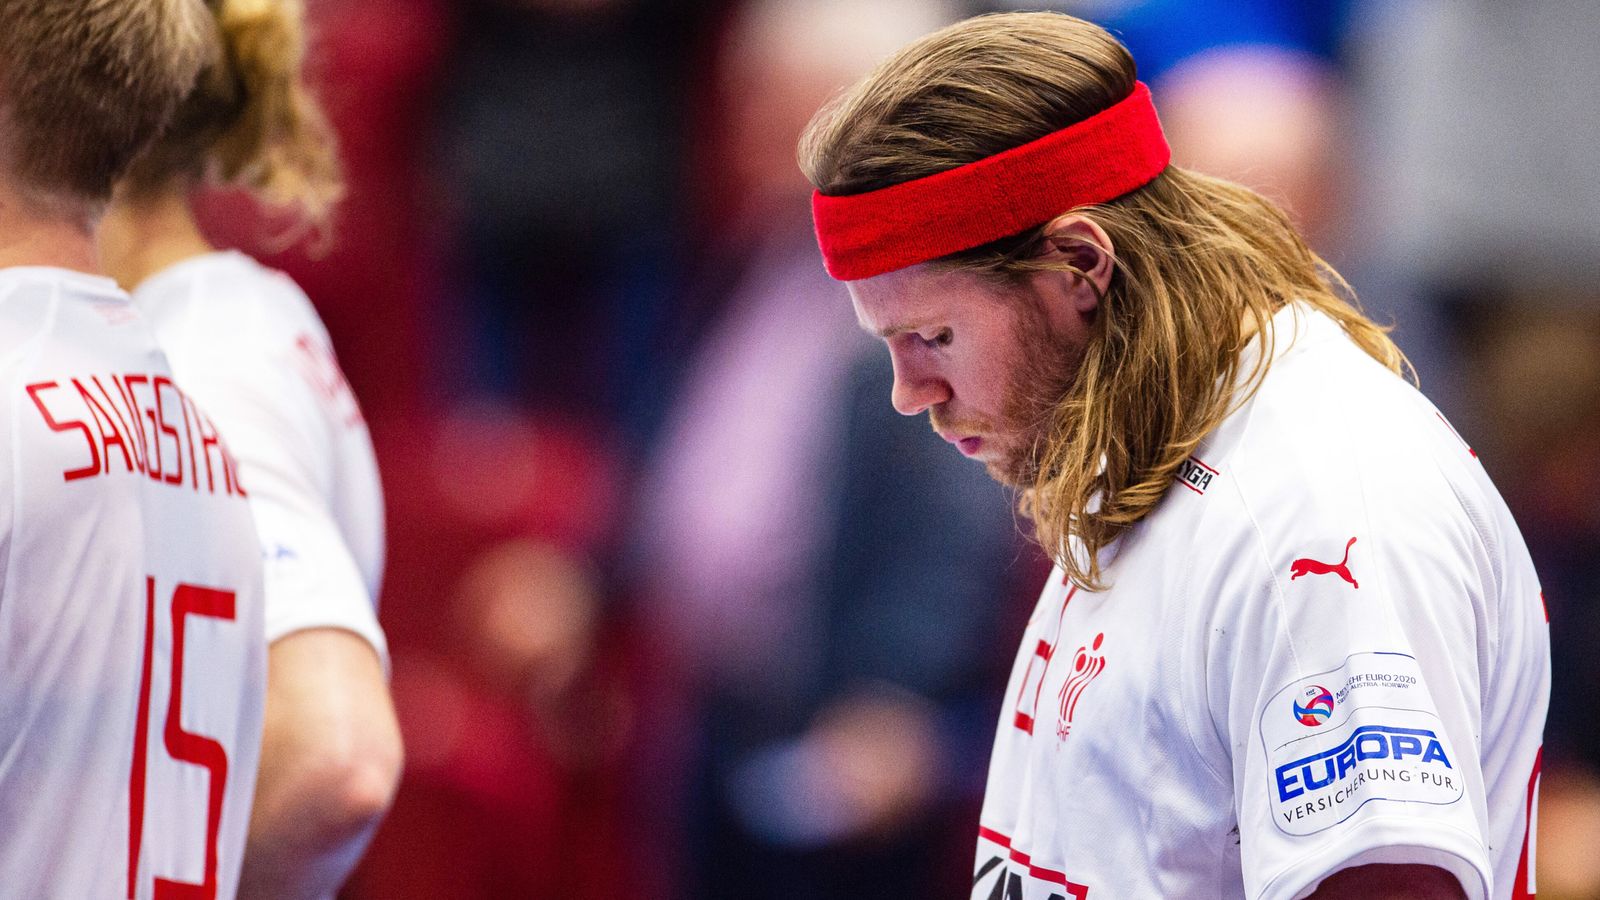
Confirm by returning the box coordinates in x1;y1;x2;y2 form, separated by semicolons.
975;305;1549;900
131;251;386;662
0;267;266;899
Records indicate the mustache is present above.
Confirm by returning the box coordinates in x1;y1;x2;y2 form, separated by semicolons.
928;407;993;436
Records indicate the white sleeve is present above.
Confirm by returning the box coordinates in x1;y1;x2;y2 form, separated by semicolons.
182;323;387;667
0;393;13;602
1205;509;1496;900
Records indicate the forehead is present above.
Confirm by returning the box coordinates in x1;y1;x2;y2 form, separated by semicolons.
846;263;1016;334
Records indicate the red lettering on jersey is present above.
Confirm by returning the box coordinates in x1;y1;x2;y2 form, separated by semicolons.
25;381;101;480
159;584;236;900
294;333;365;429
73;377;135;474
24;373;246;498
110;375;153;475
151;376;186;486
176;387;200;492
123;374;166;484
1014;586;1078;735
130;579;240;899
192;396;220;494
128;578;158;898
212;411;245;497
188;396;243;497
222;439;247;497
92;376;147;476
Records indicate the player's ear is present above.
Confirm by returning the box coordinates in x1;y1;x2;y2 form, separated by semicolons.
1035;214;1116;313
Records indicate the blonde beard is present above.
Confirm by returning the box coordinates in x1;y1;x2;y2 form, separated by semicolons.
931;303;1084;488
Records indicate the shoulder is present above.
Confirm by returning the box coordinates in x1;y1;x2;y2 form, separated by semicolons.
132;254;352;467
1161;310;1501;633
0;272;55;377
135;251;331;355
0;270;162;384
1228;314;1478;551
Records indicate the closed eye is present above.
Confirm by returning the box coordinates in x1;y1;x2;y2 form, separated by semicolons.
921;329;952;349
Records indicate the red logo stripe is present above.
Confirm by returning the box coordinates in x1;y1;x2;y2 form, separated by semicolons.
978;826;1090;899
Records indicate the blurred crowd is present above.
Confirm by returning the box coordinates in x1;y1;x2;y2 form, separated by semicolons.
197;0;1600;897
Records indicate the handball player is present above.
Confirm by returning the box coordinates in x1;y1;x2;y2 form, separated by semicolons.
801;12;1548;899
100;1;402;895
0;2;268;896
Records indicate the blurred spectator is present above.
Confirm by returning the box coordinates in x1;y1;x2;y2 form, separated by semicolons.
373;403;621;650
352;538;640;898
1346;0;1600;406
433;0;722;432
1349;1;1600;316
1538;763;1600;900
629;2;1045;898
347;407;670;898
984;0;1354;252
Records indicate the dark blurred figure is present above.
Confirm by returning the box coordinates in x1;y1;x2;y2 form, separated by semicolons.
1449;301;1600;900
629;2;1046;898
436;0;721;431
345;409;671;898
355;538;636;899
982;0;1354;255
1347;3;1600;895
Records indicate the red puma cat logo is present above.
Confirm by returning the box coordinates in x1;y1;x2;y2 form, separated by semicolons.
1289;537;1359;589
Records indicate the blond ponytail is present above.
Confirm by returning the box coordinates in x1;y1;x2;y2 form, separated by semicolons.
124;0;343;243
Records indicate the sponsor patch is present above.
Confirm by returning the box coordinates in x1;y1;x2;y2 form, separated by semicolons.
1175;456;1218;495
1261;652;1462;836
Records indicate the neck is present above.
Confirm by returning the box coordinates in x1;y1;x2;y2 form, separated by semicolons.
100;188;213;292
0;183;100;273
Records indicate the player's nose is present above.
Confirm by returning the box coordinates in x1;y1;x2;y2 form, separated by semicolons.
889;355;951;416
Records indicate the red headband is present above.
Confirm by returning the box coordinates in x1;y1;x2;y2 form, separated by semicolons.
811;81;1170;281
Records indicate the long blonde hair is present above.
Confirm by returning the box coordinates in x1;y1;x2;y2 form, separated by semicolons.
800;12;1407;589
123;0;342;240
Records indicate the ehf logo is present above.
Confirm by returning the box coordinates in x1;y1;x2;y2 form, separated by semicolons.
1056;633;1106;741
1293;685;1335;727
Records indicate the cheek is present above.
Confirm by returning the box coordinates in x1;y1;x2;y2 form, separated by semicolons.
948;345;1015;412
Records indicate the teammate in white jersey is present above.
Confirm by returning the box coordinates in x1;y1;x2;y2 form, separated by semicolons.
800;12;1548;900
98;1;402;896
0;3;269;898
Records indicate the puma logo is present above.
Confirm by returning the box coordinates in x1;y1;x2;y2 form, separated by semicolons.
1289;537;1359;589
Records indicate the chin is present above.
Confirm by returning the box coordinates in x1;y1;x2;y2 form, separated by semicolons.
983;461;1028;489
979;443;1033;488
